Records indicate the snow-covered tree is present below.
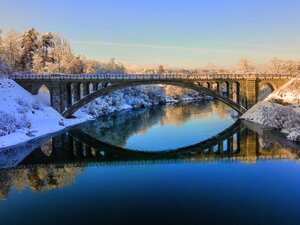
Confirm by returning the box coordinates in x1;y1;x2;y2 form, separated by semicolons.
268;58;299;74
69;57;84;74
21;28;39;71
32;32;54;73
82;57;126;74
268;57;284;73
0;27;128;74
40;32;54;56
32;50;45;73
0;29;7;74
45;34;75;73
157;65;165;74
238;58;255;73
0;29;3;57
83;59;99;74
2;30;22;73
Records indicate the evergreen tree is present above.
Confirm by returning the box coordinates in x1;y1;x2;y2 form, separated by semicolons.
32;32;54;73
40;32;54;65
32;50;45;73
157;65;165;74
69;57;84;74
20;28;39;71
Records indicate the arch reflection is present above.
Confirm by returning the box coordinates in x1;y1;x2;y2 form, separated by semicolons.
11;121;300;168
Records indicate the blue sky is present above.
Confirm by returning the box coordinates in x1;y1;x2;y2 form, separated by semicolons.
0;0;299;67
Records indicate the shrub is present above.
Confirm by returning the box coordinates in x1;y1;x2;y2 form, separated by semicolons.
0;111;18;136
16;98;31;114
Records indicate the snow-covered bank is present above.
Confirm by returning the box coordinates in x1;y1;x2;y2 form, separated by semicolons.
78;85;211;117
241;78;300;142
0;78;91;148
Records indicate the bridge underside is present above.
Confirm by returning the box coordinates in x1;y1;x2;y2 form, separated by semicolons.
63;80;247;117
12;75;290;117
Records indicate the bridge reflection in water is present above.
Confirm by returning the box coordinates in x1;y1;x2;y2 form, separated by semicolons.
0;120;299;200
18;122;300;167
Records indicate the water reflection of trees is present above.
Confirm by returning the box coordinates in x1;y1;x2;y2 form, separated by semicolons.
81;101;226;147
81;106;165;147
0;166;82;200
258;134;298;159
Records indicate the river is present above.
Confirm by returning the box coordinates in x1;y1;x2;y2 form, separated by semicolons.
0;100;299;225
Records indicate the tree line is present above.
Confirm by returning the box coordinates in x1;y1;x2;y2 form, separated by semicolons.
1;28;299;75
127;58;300;74
0;28;126;74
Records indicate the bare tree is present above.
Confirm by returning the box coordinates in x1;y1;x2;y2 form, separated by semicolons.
238;58;255;73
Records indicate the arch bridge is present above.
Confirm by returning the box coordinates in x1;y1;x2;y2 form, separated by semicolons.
9;73;293;117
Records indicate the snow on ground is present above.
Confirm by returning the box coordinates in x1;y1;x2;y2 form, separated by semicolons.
0;78;91;148
241;78;300;142
78;85;211;117
266;78;300;106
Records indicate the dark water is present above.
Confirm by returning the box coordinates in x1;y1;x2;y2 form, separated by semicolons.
0;100;300;225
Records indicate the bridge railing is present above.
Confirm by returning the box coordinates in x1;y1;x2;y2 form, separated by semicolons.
8;73;298;80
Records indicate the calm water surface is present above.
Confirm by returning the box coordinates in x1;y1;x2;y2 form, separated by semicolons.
0;100;300;225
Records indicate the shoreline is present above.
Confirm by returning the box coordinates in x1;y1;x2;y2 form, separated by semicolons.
0;97;211;150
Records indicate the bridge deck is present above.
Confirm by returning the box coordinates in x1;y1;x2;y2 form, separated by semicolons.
9;73;296;80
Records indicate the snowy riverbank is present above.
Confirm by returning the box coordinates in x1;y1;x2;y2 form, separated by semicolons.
241;78;300;142
78;85;211;117
0;78;92;148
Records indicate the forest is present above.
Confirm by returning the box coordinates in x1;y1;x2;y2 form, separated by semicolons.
0;28;126;75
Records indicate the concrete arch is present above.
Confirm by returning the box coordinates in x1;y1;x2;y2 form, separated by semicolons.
258;82;275;101
67;83;75;105
232;81;240;104
31;82;52;95
95;82;101;91
62;80;247;118
37;84;51;106
259;82;275;92
78;83;84;99
211;82;220;92
220;81;229;97
88;82;94;94
202;82;210;89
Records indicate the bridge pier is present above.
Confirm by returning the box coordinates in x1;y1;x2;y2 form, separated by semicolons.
239;129;259;162
51;82;64;113
238;79;258;109
62;88;69;111
232;82;240;105
50;81;74;113
228;82;233;99
75;83;81;101
228;136;234;153
67;83;73;107
83;83;88;99
245;79;259;108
